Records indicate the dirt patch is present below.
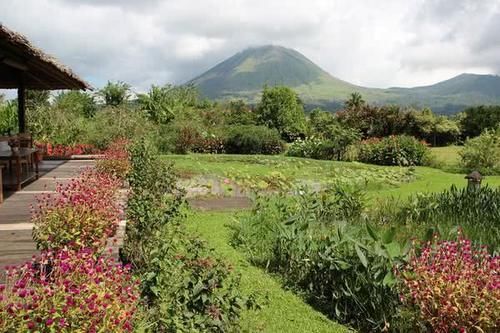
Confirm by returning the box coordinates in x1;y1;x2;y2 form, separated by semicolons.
188;197;253;211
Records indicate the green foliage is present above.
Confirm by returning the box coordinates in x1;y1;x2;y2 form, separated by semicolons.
460;105;500;138
0;100;18;134
54;91;97;118
225;100;257;125
123;139;251;332
85;106;154;149
459;128;500;175
224;125;284;155
344;92;365;110
337;103;460;146
256;86;307;141
396;186;500;251
234;188;409;331
358;135;430;166
99;81;131;106
26;90;50;112
138;84;198;124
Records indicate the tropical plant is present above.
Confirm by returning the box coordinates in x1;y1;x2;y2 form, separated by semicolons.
99;81;131;107
137;84;198;124
234;188;409;332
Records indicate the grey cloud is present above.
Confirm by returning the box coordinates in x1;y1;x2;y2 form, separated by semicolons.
1;0;499;91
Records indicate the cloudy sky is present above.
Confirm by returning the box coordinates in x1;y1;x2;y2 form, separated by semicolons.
1;0;499;91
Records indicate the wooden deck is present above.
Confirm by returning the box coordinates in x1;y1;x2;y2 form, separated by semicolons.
0;160;125;269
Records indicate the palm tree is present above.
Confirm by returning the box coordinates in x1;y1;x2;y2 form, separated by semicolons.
344;92;365;110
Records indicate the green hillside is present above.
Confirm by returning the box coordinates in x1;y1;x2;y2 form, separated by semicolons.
189;45;500;114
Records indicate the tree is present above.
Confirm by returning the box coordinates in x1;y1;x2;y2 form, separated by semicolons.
344;92;365;110
54;91;97;118
137;84;198;124
256;86;306;141
99;81;130;107
460;105;500;138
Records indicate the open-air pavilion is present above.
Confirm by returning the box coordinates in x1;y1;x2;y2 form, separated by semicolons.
0;23;91;199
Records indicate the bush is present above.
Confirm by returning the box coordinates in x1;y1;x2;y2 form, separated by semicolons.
401;236;499;332
224;125;284;154
459;128;500;175
287;126;359;161
95;139;131;180
0;249;141;332
32;169;121;251
358;135;430;166
234;188;408;331
286;137;324;158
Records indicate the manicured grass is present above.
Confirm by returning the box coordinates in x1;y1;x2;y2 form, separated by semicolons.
185;211;350;333
430;145;461;166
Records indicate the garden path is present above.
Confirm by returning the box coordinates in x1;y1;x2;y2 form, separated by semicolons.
0;160;125;270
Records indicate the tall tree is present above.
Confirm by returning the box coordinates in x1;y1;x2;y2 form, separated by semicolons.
256;86;306;141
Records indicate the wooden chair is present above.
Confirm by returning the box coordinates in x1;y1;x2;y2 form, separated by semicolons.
0;139;9;172
17;133;34;172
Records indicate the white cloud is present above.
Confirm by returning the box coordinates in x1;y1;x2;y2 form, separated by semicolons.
1;0;499;91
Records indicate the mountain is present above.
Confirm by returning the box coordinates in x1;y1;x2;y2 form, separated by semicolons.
189;46;500;114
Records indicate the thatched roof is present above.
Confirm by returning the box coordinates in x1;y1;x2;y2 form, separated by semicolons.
0;24;91;90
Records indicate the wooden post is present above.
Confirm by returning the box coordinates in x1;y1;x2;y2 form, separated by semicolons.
18;79;26;134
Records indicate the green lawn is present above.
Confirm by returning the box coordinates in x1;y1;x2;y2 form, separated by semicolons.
185;211;350;333
430;145;461;166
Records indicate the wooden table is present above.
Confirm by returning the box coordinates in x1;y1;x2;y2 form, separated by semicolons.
0;148;39;191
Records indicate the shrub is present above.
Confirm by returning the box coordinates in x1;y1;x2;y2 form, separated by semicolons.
401;236;499;332
358;135;430;166
32;169;121;251
224;125;284;155
0;249;141;332
234;188;407;331
459;128;500;175
286;137;325;159
95;139;131;180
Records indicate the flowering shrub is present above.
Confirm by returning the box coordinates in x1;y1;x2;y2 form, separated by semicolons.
401;236;500;332
32;169;121;251
358;135;430;166
0;249;140;332
35;142;101;159
286;137;324;158
96;139;130;180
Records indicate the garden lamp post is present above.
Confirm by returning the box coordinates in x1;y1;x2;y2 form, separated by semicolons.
465;171;482;190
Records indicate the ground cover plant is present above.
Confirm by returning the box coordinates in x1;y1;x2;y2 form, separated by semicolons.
32;168;122;252
0;249;141;333
400;235;499;332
